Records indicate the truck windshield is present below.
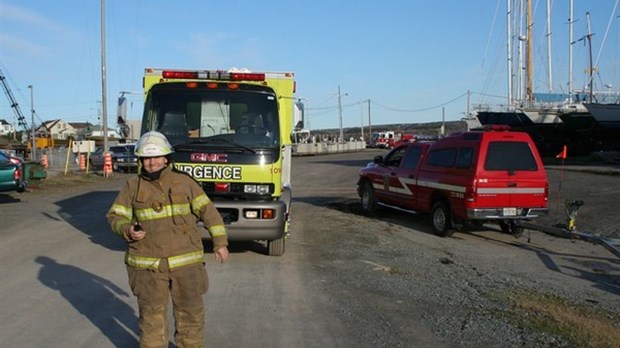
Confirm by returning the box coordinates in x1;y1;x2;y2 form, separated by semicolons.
143;85;280;148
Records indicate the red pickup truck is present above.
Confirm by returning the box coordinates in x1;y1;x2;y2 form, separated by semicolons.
357;126;548;237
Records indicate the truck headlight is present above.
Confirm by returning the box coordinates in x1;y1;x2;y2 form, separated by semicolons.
244;184;270;194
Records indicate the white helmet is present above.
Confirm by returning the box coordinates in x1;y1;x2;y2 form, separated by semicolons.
135;131;173;157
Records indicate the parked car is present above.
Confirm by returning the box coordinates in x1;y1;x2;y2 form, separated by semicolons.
89;143;138;172
110;143;138;172
357;126;548;237
88;147;106;171
0;150;24;165
0;151;26;193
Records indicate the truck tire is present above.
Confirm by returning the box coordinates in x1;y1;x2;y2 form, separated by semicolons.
268;237;285;256
431;201;454;237
360;181;377;214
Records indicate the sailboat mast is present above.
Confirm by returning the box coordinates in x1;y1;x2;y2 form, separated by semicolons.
507;0;513;106
546;0;553;92
568;0;574;103
517;0;524;102
525;0;533;102
586;11;594;103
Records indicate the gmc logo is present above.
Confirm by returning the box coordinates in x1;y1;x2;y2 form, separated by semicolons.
190;153;228;163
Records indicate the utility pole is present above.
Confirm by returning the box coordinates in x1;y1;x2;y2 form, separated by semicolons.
338;86;344;142
441;107;446;136
360;100;365;141
101;0;109;152
28;85;35;161
367;99;371;139
467;90;471;118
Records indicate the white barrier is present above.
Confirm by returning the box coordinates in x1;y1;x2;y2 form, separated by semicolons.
292;141;367;156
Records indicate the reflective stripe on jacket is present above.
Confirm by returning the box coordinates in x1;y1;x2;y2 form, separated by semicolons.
125;250;204;270
107;166;228;268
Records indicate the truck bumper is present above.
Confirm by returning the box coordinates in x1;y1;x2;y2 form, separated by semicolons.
467;207;548;220
205;200;287;241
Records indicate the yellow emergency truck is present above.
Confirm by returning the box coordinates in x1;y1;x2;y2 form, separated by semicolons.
141;68;295;255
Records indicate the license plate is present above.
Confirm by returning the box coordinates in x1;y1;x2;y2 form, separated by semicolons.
503;207;517;216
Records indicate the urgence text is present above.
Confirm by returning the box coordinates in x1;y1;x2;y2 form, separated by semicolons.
175;164;242;180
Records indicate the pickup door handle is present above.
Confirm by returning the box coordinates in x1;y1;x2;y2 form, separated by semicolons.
507;182;517;187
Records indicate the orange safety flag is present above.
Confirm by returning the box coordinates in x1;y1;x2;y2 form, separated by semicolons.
556;145;567;159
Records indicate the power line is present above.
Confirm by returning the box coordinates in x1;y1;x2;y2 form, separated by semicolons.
308;92;471;116
372;92;468;113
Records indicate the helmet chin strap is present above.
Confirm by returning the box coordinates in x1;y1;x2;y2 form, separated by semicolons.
141;165;167;180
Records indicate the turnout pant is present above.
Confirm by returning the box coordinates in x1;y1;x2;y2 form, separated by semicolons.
127;262;209;348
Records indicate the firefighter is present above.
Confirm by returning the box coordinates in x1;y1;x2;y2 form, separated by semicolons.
107;131;229;348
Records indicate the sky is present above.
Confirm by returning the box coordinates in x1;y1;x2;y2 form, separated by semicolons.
1;0;618;133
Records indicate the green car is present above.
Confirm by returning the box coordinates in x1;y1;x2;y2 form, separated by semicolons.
0;151;26;193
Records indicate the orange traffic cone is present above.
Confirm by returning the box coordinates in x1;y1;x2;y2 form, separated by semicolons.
103;152;113;177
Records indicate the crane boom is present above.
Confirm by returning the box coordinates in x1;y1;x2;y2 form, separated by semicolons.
0;68;30;132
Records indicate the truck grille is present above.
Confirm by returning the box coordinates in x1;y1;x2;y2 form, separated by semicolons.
216;208;239;224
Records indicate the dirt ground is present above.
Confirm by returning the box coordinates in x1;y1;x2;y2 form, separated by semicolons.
2;149;618;347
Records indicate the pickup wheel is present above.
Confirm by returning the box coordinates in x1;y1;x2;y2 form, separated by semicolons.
431;201;454;237
360;181;377;214
267;237;285;256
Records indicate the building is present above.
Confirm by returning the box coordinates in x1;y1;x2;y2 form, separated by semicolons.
0;119;15;135
69;122;94;140
37;119;76;140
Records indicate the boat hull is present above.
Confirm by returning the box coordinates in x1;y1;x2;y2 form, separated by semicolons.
476;108;619;156
584;103;620;128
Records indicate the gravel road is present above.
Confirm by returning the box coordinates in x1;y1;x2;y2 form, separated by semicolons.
1;149;618;347
291;149;620;347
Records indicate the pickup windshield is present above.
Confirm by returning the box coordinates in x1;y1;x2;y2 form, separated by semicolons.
143;84;280;148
